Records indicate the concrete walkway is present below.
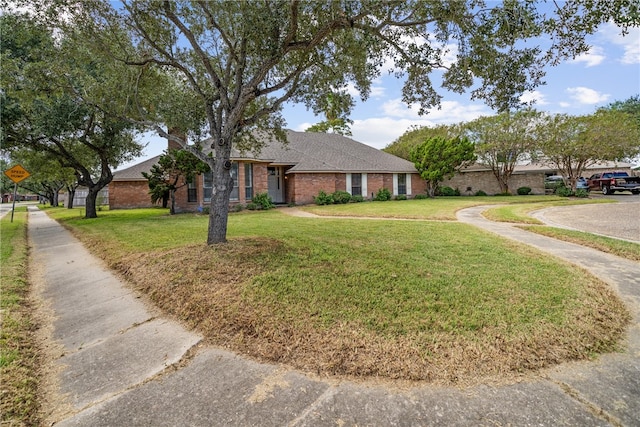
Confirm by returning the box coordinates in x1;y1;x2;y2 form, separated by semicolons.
29;205;640;426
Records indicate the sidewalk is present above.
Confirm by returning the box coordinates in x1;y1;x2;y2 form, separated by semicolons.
29;206;640;426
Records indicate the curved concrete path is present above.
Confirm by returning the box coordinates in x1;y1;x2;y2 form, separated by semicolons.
30;205;640;426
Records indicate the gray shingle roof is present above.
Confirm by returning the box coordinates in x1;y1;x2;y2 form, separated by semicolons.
232;130;417;173
112;155;162;181
114;131;417;180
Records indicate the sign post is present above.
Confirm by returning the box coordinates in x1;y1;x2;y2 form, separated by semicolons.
4;165;31;223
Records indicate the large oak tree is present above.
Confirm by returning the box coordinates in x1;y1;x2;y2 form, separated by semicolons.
0;13;147;218
44;0;640;243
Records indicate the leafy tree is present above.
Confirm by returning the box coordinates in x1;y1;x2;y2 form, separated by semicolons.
466;109;542;194
9;149;77;207
384;124;462;160
0;13;146;218
306;92;353;136
538;110;640;190
142;148;210;214
410;136;476;197
605;95;640;123
48;0;639;243
0;159;15;198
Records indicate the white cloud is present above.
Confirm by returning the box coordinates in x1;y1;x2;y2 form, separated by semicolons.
293;100;491;149
520;90;548;105
566;87;610;105
380;99;489;122
571;46;606;67
599;22;640;64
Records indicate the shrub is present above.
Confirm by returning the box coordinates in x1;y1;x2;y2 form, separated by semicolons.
233;204;245;212
517;187;532;195
332;190;352;204
314;190;334;205
413;193;430;199
438;186;458;196
246;202;259;210
350;195;365;203
556;186;573;197
574;189;589;198
374;188;392;201
395;194;407;200
474;190;488;196
252;192;275;210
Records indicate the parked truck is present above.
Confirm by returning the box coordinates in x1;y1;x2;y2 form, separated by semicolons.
587;171;640;195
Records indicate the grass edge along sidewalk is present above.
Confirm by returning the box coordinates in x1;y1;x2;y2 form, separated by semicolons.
44;202;630;386
0;208;42;426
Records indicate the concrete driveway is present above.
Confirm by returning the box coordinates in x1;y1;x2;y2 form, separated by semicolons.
532;196;640;243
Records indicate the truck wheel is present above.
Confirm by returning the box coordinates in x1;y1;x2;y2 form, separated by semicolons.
602;186;610;195
632;190;640;195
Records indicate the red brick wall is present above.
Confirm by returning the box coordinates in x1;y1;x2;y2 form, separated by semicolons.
411;174;427;195
253;163;269;196
366;173;384;199
290;173;340;205
109;181;154;209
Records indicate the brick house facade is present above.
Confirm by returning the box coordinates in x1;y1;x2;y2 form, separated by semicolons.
110;130;426;211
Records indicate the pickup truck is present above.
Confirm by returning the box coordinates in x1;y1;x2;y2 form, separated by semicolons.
587;171;640;195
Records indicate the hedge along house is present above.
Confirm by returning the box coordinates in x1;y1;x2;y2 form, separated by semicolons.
109;130;426;211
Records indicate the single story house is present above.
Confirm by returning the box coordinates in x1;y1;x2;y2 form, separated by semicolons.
442;161;633;195
109;130;427;211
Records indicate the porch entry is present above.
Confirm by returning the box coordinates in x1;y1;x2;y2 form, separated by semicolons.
267;166;285;204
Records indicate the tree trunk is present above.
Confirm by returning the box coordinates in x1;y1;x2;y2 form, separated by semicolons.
67;188;76;209
51;190;59;207
427;181;437;198
169;189;176;215
85;187;99;218
207;150;233;245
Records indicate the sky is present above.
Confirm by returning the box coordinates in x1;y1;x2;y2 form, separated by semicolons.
118;21;640;170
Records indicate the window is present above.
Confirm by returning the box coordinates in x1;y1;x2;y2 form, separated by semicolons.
203;171;213;202
397;173;407;195
351;173;362;196
187;178;197;202
245;163;253;200
230;162;239;200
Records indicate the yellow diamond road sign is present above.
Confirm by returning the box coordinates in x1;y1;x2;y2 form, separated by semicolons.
4;164;31;184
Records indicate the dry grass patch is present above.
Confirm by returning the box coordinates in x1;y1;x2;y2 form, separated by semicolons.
0;210;42;425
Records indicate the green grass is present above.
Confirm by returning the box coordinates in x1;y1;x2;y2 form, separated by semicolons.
46;204;630;384
521;226;640;261
0;208;41;425
301;195;593;220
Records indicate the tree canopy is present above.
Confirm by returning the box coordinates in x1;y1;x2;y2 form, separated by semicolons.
410;136;476;197
465;109;542;194
537;110;640;190
0;13;146;218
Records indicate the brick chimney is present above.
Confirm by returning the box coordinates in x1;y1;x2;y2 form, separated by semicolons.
167;127;186;151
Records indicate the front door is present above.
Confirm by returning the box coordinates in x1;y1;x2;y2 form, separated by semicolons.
267;167;285;204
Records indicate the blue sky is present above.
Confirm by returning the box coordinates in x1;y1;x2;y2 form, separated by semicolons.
120;21;640;170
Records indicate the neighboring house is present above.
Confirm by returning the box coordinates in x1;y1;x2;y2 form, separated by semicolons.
442;161;633;195
108;156;161;209
109;130;426;211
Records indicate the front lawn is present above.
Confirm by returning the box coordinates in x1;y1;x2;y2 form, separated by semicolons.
46;204;630;385
301;195;608;220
